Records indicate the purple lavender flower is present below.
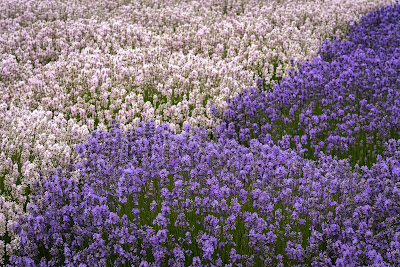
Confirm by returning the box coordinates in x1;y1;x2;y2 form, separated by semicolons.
213;2;400;168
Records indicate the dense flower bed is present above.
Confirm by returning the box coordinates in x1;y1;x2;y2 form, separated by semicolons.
2;0;393;264
10;120;400;266
213;1;400;168
1;0;399;266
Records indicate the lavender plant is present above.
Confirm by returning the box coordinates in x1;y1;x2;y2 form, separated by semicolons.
213;1;400;168
4;0;391;260
10;120;400;266
2;1;400;266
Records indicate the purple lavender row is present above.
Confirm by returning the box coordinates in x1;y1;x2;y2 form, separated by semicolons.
213;1;400;168
11;120;399;266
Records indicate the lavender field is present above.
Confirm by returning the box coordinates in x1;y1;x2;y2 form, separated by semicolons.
1;0;399;266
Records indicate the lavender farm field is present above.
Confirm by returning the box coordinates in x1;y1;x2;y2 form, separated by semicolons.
0;0;399;266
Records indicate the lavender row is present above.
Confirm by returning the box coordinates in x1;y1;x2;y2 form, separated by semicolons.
1;0;393;264
9;121;400;266
9;3;400;265
213;2;400;168
2;1;400;266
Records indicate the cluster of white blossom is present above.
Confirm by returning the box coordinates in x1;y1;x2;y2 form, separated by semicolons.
0;0;394;263
2;0;393;130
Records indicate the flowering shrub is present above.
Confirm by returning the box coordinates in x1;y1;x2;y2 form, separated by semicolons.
214;2;400;167
1;0;399;266
0;0;392;132
10;121;299;266
0;105;89;264
10;121;400;266
1;0;393;263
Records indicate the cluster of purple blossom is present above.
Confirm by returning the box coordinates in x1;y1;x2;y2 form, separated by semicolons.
10;120;400;266
8;3;400;266
213;1;400;168
9;119;399;266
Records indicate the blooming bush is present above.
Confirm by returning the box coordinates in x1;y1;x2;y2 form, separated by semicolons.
11;121;400;266
1;0;399;266
1;0;392;132
0;105;89;264
213;2;400;167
